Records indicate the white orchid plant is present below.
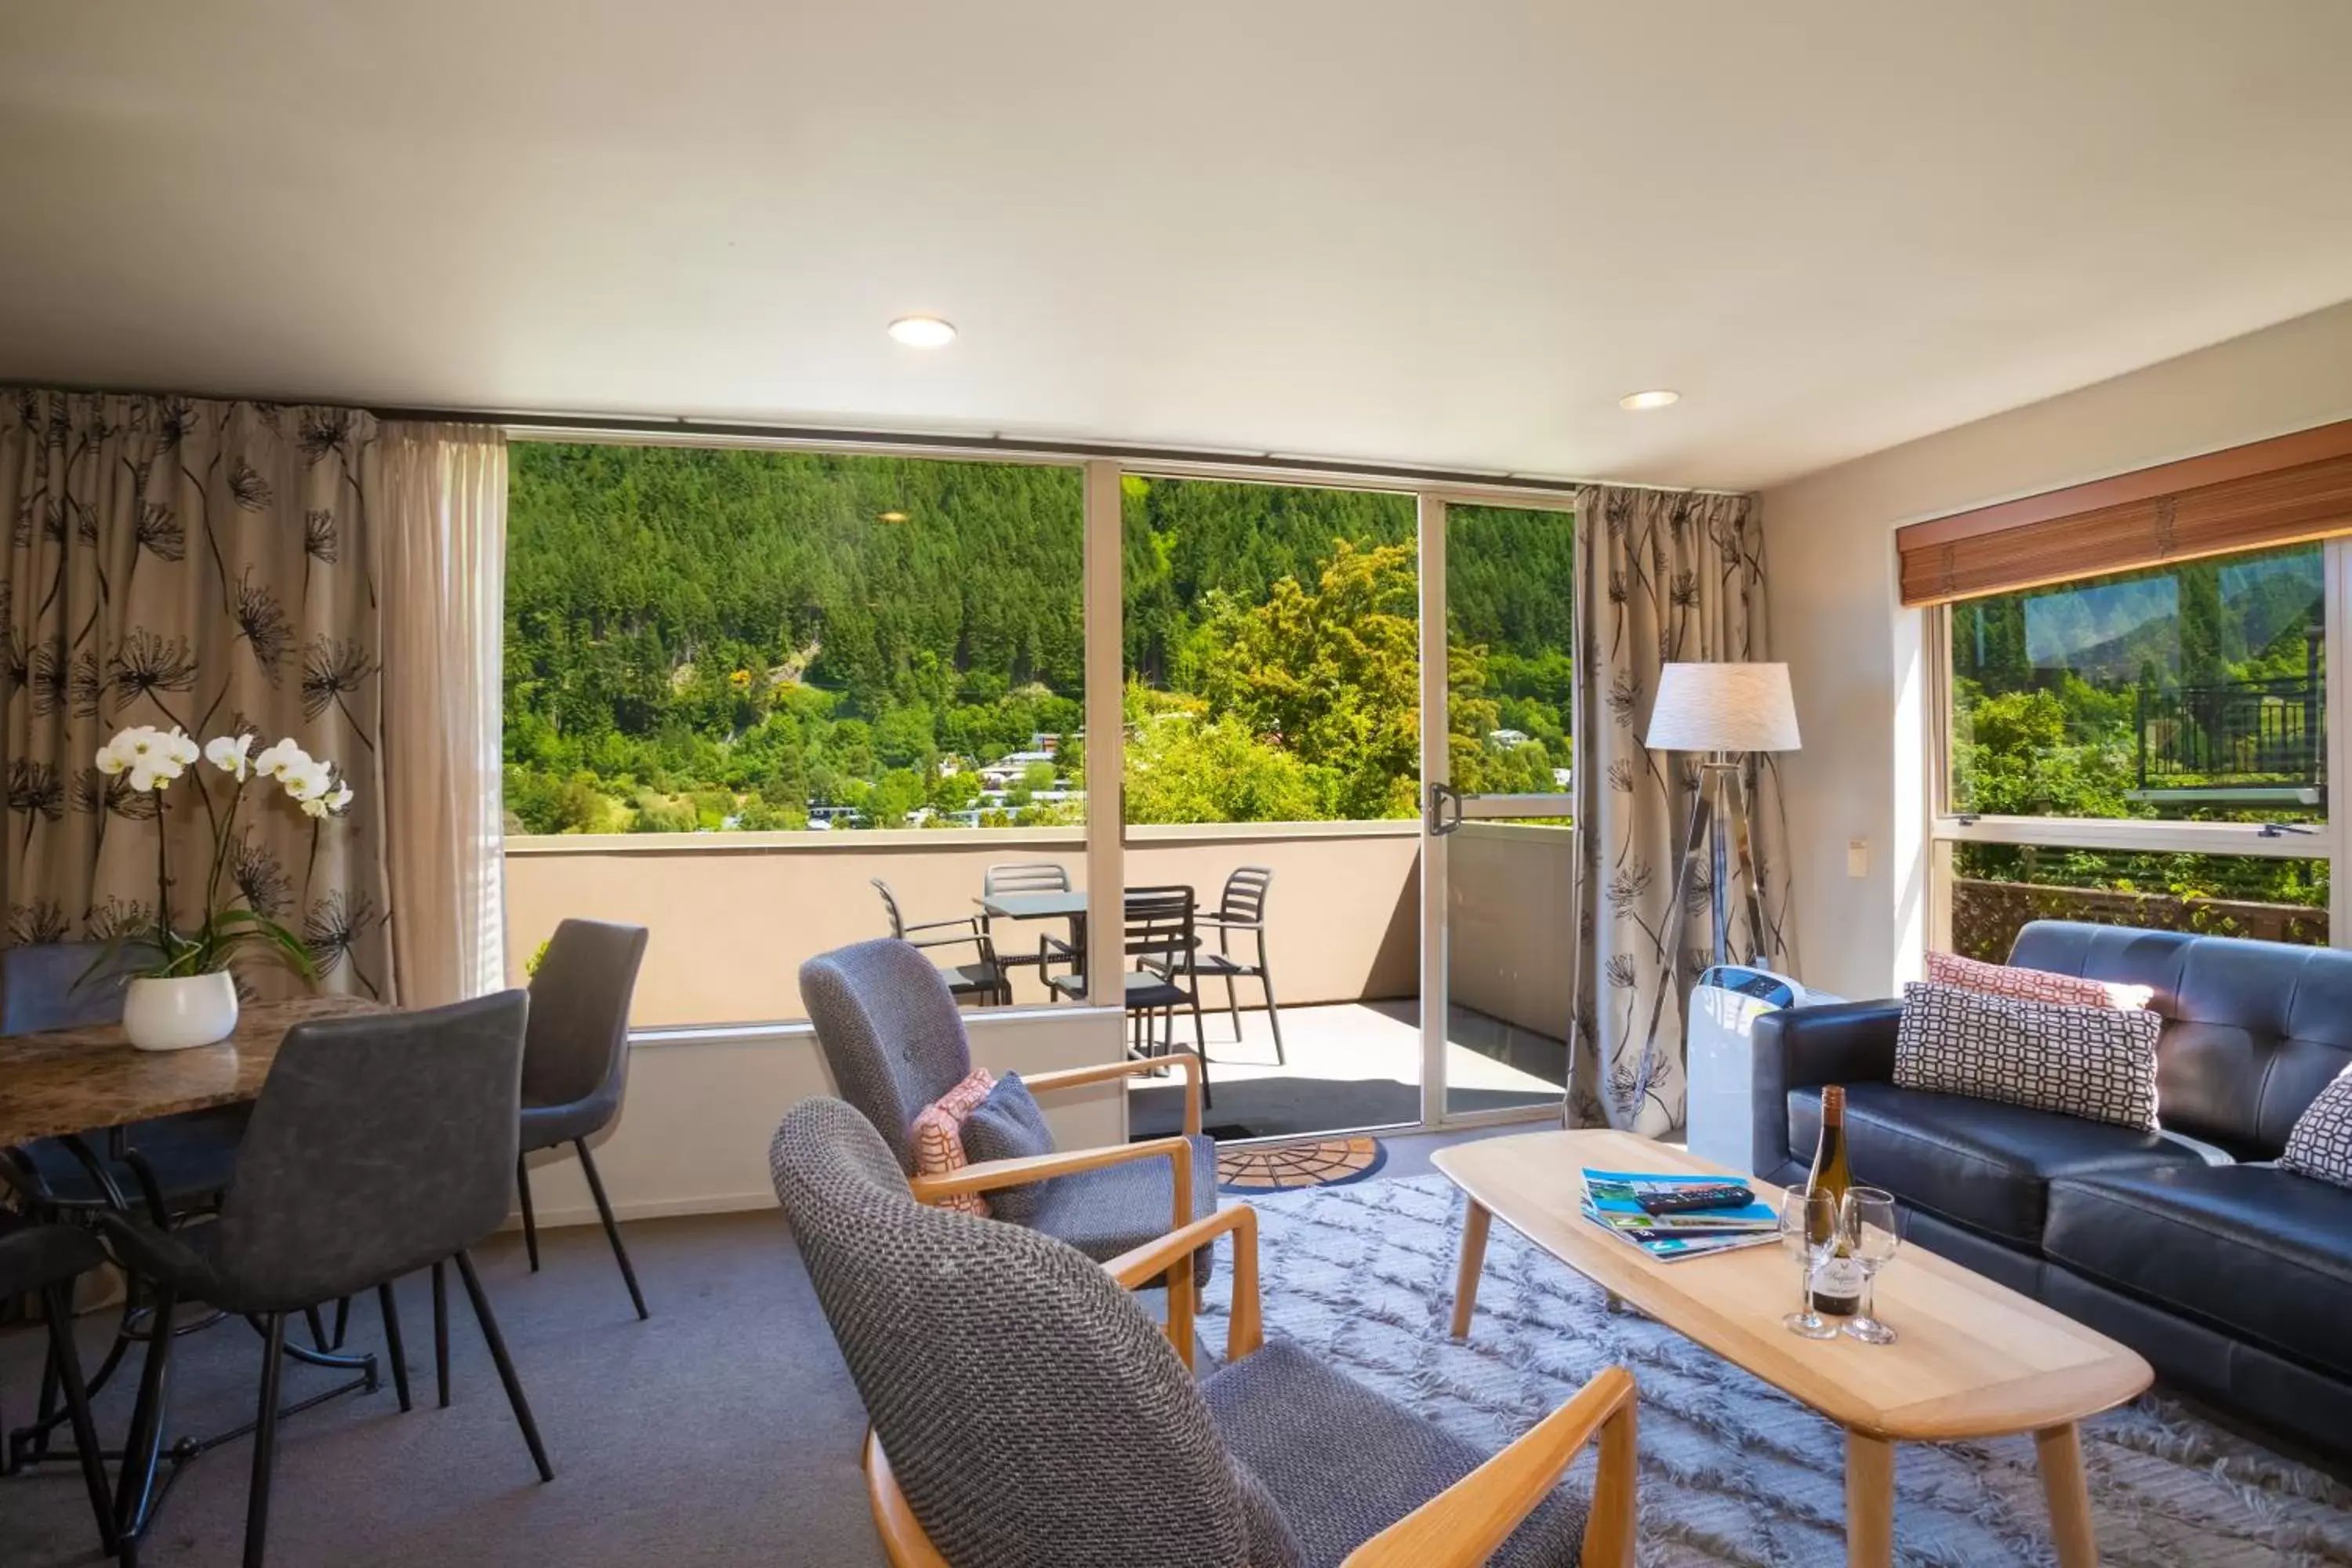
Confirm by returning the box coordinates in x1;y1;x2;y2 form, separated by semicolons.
92;724;355;981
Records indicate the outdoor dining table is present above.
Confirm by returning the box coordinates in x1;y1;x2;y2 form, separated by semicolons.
0;992;392;1544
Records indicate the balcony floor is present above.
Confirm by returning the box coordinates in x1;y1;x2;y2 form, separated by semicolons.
1127;998;1565;1142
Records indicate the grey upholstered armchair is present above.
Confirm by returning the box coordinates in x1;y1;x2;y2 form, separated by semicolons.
771;1096;1639;1568
800;937;1215;1279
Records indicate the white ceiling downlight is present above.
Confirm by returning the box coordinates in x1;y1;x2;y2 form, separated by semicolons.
887;316;957;348
1619;390;1681;412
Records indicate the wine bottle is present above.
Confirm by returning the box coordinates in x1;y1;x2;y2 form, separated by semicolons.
1807;1085;1863;1316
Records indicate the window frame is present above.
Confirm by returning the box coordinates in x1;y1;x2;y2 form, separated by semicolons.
1924;536;2350;952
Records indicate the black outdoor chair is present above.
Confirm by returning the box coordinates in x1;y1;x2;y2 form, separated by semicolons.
1045;886;1212;1108
97;993;553;1568
980;861;1073;992
511;918;652;1322
1189;866;1286;1064
0;1213;118;1555
873;878;1009;1007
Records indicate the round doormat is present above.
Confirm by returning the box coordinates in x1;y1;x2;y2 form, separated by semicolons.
1217;1135;1388;1192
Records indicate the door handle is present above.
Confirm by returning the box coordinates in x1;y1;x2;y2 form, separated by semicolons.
1426;782;1466;837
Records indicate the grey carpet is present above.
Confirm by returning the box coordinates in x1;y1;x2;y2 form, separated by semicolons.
0;1212;887;1568
1194;1174;2352;1568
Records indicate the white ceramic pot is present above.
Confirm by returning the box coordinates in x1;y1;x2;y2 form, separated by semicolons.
122;971;240;1052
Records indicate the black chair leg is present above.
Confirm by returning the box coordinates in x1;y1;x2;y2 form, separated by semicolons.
303;1305;330;1353
1224;974;1242;1042
1260;960;1286;1067
330;1296;351;1350
1188;987;1207;1063
431;1261;451;1410
114;1285;176;1548
245;1312;286;1568
516;1155;541;1273
40;1283;117;1555
452;1249;553;1482
575;1139;649;1320
377;1283;412;1412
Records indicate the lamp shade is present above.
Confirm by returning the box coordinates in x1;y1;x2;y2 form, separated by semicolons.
1644;662;1801;753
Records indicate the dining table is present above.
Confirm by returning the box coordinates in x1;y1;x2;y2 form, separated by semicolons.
0;991;394;1546
977;888;1092;996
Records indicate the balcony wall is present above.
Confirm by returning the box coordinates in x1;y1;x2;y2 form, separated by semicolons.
1448;823;1577;1040
503;821;1424;1026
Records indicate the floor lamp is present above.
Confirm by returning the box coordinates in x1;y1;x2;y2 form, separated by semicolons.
1643;662;1802;967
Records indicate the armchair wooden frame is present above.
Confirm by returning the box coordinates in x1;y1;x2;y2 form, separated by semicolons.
870;1156;1641;1568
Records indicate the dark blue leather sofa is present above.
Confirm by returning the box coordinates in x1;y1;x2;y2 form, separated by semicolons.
1750;920;2352;1460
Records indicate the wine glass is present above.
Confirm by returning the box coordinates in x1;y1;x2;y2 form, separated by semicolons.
1777;1189;1838;1340
1842;1189;1903;1345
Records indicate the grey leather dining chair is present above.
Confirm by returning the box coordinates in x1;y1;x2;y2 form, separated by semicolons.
99;992;552;1568
0;1212;118;1555
513;918;652;1319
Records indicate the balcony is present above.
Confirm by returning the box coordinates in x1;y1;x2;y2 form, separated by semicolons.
503;821;1570;1146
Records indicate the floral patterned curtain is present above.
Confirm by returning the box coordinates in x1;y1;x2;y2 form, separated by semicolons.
0;390;390;999
1565;485;1796;1135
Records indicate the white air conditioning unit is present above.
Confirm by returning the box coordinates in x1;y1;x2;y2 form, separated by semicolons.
1686;964;1843;1175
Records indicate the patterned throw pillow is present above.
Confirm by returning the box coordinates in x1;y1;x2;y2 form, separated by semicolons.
1925;949;2155;1012
1894;981;2161;1131
2281;1067;2352;1189
910;1068;997;1216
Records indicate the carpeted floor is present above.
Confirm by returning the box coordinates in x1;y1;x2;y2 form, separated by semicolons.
1198;1174;2352;1567
0;1212;887;1568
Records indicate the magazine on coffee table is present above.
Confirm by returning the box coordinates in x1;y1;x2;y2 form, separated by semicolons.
1579;1168;1784;1262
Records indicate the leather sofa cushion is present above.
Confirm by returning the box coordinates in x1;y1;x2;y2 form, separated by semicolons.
1788;1082;2198;1245
2045;1164;2352;1382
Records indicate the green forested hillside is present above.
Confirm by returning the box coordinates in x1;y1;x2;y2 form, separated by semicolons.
503;445;1577;833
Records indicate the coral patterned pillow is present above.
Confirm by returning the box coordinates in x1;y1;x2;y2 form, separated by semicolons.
1926;950;2154;1012
911;1069;998;1216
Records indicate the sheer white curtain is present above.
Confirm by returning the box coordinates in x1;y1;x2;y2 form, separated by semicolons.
376;422;507;1005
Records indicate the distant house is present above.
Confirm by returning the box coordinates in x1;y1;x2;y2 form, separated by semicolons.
1487;728;1532;748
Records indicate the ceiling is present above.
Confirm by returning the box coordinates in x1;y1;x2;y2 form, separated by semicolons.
3;2;2350;489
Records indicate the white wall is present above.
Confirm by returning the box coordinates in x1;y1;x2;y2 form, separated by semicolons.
517;1006;1127;1229
1762;299;2352;1003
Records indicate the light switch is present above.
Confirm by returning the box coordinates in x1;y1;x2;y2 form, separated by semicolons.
1846;839;1868;878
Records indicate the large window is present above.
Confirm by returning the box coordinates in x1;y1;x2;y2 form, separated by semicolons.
503;443;1083;835
1935;541;2335;955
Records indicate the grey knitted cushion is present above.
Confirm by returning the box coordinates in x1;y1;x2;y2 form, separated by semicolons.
961;1073;1057;1223
771;1097;1267;1566
1201;1341;1589;1568
1030;1132;1221;1284
800;939;976;1174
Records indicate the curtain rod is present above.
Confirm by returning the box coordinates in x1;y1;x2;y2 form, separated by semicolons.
5;381;1742;499
368;405;1745;499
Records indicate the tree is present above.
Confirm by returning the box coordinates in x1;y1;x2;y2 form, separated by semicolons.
1124;716;1322;824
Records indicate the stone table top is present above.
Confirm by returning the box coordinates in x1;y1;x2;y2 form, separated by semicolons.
0;994;390;1146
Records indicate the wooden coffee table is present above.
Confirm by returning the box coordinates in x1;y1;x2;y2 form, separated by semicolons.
1433;1129;2152;1568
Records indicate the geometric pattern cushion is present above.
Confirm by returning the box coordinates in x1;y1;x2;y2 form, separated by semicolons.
1895;980;2161;1131
960;1073;1058;1225
1926;949;2155;1011
910;1068;997;1216
2281;1065;2352;1189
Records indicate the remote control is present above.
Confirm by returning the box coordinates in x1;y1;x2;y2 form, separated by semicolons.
1635;1183;1755;1215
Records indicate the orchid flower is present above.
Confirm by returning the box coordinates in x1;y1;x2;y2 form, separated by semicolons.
204;732;256;780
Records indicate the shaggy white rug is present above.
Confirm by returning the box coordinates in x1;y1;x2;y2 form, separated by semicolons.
1196;1173;2352;1568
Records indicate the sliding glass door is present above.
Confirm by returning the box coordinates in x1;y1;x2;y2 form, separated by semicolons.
1420;497;1578;1126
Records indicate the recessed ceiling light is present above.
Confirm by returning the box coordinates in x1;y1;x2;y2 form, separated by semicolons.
877;510;909;523
1619;389;1680;411
887;315;956;348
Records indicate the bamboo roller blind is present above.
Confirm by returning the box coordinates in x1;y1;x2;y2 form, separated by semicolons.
1896;418;2352;606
